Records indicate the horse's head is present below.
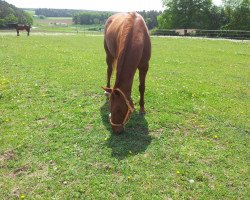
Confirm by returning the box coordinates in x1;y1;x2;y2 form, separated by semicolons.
103;87;134;133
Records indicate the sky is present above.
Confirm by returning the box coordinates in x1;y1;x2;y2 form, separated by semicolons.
4;0;223;12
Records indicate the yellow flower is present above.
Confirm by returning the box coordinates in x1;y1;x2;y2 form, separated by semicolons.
213;135;218;139
128;176;132;180
20;194;25;199
176;170;180;174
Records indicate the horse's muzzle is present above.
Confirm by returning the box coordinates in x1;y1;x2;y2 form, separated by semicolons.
112;125;124;134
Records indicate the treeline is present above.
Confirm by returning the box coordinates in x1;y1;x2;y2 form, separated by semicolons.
34;8;161;29
35;8;84;17
73;10;161;29
72;12;113;25
159;0;250;30
0;0;33;28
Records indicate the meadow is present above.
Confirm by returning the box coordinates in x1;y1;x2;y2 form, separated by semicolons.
0;34;249;199
31;16;103;34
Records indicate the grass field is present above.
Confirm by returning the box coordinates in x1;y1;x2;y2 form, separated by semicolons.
0;34;249;199
31;16;103;34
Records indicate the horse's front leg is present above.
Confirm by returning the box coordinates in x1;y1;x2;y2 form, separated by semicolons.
139;64;149;114
17;30;19;36
106;55;113;89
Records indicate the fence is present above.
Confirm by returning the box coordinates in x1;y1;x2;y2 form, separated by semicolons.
151;29;250;40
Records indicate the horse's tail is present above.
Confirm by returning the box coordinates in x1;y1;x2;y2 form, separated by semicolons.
114;12;136;87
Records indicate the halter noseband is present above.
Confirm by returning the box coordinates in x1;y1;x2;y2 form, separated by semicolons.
109;88;134;127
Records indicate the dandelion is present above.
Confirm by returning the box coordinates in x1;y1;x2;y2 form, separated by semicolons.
128;176;132;180
63;181;67;185
189;179;195;184
20;194;25;199
176;170;180;174
213;135;218;139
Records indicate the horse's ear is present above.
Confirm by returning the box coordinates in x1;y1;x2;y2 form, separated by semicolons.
102;87;112;94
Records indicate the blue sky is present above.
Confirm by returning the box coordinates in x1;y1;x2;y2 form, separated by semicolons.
5;0;223;12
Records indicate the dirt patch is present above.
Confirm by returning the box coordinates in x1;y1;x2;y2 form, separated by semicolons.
26;164;49;180
12;187;20;199
14;165;29;176
91;162;113;171
0;150;15;165
35;116;48;123
150;128;164;138
85;124;93;132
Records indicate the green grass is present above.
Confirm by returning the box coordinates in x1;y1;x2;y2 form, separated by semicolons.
0;35;249;199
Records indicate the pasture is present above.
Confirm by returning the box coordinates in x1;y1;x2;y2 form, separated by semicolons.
0;34;249;199
32;16;103;34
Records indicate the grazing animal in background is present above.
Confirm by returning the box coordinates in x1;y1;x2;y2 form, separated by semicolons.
11;24;31;36
103;12;151;133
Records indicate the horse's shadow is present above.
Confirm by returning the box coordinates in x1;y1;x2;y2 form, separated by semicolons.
100;98;152;160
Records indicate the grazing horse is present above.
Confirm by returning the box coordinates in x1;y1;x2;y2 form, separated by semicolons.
103;12;151;133
13;24;31;36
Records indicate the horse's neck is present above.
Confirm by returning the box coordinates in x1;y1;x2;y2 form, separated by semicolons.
115;69;137;98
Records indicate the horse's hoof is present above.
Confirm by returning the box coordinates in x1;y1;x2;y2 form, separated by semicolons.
104;91;110;96
139;109;146;115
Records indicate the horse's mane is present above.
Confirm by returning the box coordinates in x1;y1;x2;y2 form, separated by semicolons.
114;12;136;87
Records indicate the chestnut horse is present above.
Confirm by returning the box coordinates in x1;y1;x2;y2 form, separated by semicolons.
103;12;151;133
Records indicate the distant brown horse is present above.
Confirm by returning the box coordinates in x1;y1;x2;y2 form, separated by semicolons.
103;12;151;133
14;24;31;36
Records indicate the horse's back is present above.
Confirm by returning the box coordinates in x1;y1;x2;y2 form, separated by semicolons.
104;12;150;60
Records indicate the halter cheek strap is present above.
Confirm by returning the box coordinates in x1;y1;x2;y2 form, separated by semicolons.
109;88;134;127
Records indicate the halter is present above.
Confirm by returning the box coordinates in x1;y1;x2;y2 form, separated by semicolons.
109;88;134;127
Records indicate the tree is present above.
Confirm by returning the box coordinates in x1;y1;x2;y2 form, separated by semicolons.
138;10;161;29
222;0;250;30
0;0;33;28
161;0;213;29
157;10;172;29
208;5;227;29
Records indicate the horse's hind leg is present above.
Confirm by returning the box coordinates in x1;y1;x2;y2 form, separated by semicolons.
17;30;19;36
138;63;149;114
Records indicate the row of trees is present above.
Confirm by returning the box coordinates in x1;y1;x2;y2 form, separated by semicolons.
158;0;250;30
0;0;33;28
72;11;161;29
72;12;113;25
35;8;84;17
1;0;248;31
